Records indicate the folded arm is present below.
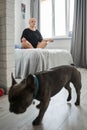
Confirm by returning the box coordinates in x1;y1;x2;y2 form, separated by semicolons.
43;38;54;43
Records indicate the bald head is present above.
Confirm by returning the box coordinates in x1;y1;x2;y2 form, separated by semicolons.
29;18;36;23
29;18;36;29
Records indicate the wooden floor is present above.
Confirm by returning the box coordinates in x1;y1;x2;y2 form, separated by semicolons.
0;68;87;130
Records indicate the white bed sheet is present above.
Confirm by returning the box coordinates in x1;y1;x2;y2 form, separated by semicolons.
15;48;73;78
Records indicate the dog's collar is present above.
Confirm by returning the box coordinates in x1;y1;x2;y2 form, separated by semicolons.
33;75;39;99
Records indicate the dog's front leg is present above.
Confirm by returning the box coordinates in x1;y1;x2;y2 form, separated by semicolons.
33;100;50;125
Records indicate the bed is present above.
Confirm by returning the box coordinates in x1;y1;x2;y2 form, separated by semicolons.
15;48;73;78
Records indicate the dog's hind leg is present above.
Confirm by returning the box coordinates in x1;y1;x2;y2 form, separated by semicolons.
73;82;82;106
72;70;82;106
64;82;72;102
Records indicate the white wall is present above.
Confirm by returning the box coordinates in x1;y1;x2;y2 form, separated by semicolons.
46;38;71;52
15;0;30;44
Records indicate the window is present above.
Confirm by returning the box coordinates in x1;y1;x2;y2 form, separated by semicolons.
55;0;66;36
40;0;52;38
40;0;74;38
69;0;74;32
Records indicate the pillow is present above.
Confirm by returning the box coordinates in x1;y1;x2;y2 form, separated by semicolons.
15;44;21;49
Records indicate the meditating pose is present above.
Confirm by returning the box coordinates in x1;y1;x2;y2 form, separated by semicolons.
21;18;54;49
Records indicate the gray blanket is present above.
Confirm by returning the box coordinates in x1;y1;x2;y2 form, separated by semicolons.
15;49;73;78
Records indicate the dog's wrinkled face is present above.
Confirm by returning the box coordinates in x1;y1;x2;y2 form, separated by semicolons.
8;74;35;114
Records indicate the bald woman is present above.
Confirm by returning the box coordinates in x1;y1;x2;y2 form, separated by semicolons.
21;18;54;49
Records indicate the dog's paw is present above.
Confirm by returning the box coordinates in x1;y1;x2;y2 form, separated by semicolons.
32;118;41;126
75;102;80;106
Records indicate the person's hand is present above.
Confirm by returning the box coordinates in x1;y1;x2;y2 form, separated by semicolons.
48;38;54;42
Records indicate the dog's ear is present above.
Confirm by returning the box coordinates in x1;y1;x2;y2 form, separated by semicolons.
26;74;34;85
11;73;17;86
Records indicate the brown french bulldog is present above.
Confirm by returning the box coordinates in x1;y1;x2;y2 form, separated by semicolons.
8;65;82;125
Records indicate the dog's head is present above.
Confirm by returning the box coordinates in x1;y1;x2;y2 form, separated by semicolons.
8;74;35;114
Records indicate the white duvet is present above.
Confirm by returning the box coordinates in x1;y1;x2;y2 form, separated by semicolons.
15;48;73;78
